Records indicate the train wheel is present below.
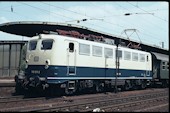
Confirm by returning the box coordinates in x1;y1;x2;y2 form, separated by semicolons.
141;81;146;89
162;80;168;88
95;82;104;93
124;82;130;91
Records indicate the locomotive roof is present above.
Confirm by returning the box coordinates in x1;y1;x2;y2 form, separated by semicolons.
0;21;168;55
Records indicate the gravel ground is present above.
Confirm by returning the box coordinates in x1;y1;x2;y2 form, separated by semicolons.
0;87;15;97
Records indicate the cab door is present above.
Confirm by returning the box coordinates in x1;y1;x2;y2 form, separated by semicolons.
65;40;78;75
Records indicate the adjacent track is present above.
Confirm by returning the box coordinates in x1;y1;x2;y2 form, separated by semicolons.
0;88;168;112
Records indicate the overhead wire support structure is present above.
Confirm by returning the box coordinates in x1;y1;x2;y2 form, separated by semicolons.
115;38;121;93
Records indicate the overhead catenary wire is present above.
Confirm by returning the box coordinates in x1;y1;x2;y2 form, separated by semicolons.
90;2;167;43
127;2;168;22
43;0;167;41
18;2;121;35
42;2;88;18
20;2;73;21
113;2;168;41
24;2;167;46
41;2;126;29
40;2;124;34
114;2;167;33
146;8;168;12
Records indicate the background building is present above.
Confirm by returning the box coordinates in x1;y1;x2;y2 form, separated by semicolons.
0;41;27;78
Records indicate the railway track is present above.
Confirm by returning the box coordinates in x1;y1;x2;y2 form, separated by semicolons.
134;103;169;112
0;95;24;103
0;89;168;112
0;96;47;109
0;89;169;112
83;95;168;112
35;91;169;112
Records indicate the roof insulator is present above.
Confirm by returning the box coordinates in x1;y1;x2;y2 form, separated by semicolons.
124;13;131;16
82;19;87;21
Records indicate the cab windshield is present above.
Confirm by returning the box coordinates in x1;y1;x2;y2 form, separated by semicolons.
29;40;37;50
41;39;54;50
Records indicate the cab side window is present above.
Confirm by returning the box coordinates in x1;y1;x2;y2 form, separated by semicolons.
147;55;149;62
69;43;74;52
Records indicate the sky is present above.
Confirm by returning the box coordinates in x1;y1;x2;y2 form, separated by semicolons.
0;1;169;49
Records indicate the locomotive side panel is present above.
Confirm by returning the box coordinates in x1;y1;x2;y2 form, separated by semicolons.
49;35;152;80
115;47;152;79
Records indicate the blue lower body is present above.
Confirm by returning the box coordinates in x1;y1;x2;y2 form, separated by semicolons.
25;65;152;84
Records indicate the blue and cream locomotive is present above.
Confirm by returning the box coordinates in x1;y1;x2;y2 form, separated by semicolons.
15;30;168;95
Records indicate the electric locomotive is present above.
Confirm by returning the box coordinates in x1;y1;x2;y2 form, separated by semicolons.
15;31;155;95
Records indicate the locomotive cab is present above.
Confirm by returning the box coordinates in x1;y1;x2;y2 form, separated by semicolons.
26;34;55;88
15;34;57;91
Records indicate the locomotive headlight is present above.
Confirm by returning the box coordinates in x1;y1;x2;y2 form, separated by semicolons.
25;59;28;69
45;59;50;69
